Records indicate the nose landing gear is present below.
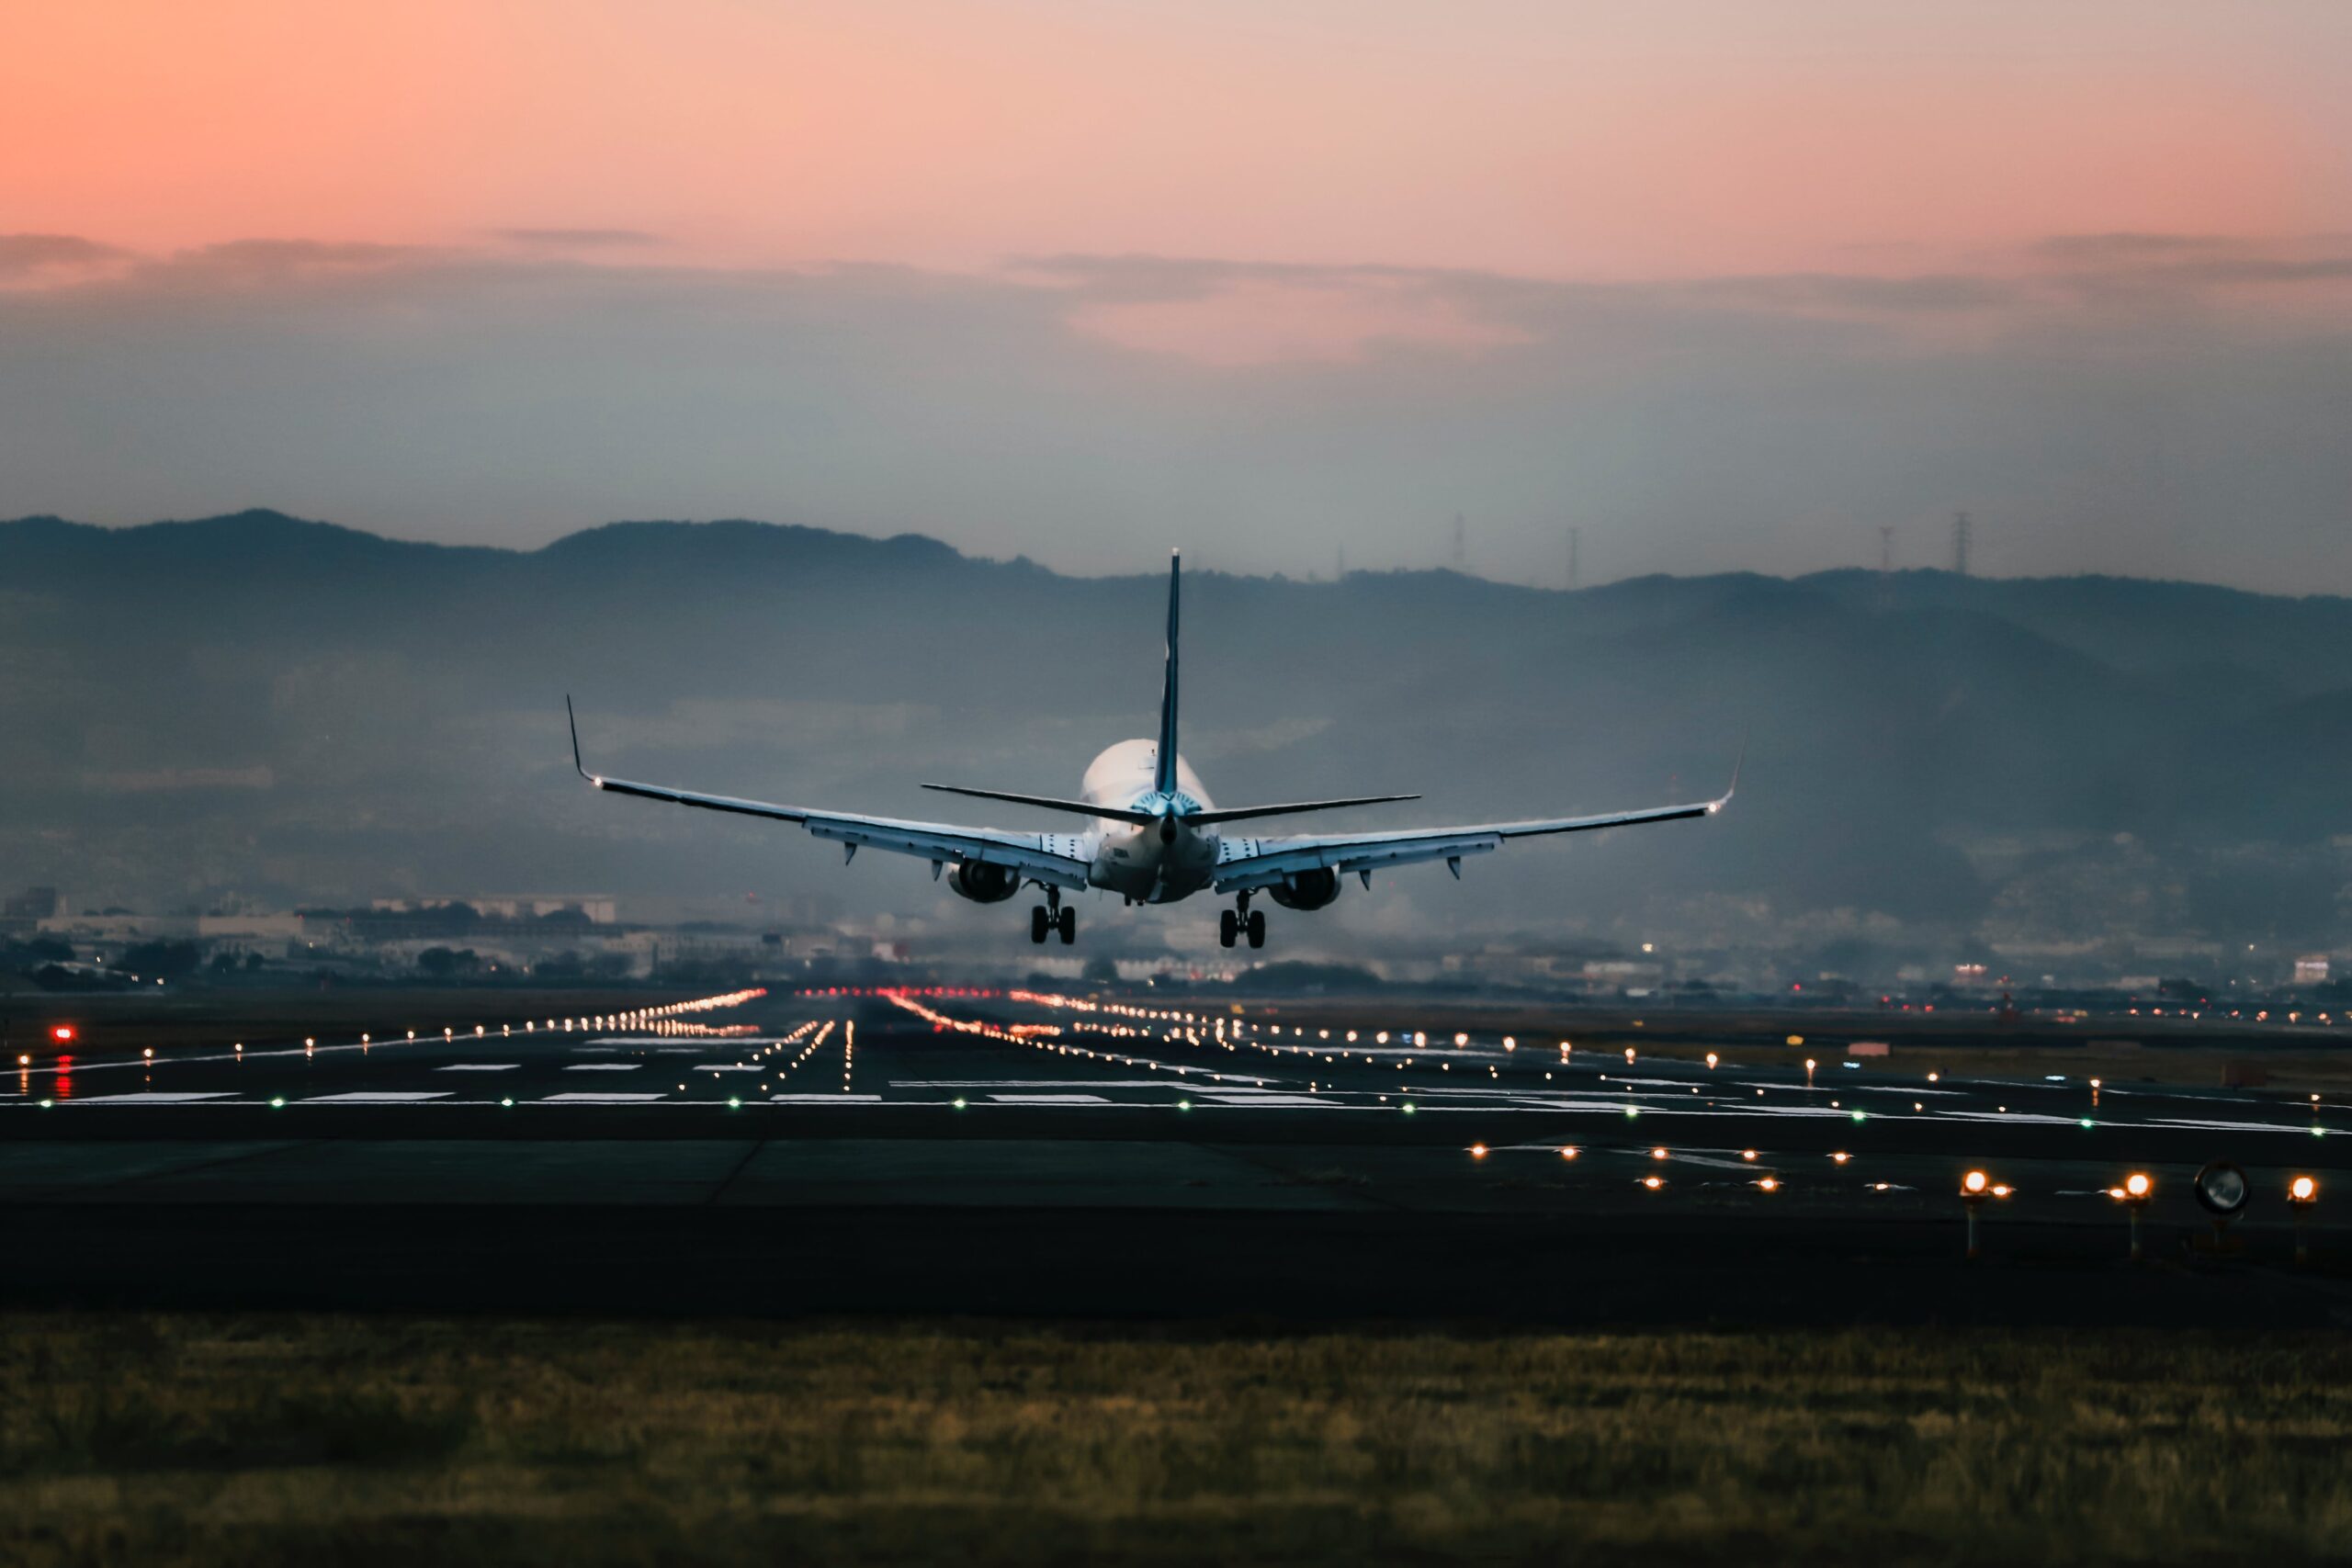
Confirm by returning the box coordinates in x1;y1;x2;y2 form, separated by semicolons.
1030;890;1076;945
1219;896;1267;950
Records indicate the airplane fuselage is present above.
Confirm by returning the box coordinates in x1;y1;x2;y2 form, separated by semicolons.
1080;739;1220;903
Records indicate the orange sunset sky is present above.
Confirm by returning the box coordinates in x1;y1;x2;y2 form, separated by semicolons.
4;0;2350;588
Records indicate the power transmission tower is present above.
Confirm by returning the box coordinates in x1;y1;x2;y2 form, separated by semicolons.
1952;512;1973;576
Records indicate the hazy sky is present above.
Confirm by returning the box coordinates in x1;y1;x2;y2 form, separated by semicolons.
5;1;2350;589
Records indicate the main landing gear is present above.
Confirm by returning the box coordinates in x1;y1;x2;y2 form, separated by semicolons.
1218;895;1266;950
1030;889;1075;945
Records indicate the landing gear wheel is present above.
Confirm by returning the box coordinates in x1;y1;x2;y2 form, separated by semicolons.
1218;909;1238;948
1246;908;1266;949
1030;905;1049;944
1057;907;1077;945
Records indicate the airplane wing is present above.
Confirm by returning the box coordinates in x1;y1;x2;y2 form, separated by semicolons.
568;701;1093;890
1212;775;1736;894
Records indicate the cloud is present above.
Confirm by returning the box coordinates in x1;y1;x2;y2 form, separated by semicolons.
493;228;663;250
2;231;2349;594
2031;232;2247;265
0;232;130;285
84;765;276;794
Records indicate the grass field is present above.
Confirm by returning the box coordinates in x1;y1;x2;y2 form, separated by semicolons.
6;1316;2351;1565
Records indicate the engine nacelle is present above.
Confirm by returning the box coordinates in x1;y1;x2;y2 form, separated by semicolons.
946;860;1023;904
1267;867;1341;911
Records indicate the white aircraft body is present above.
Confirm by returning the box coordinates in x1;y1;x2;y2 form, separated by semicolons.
570;553;1734;948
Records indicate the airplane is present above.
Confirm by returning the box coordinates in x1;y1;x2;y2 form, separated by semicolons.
568;552;1734;948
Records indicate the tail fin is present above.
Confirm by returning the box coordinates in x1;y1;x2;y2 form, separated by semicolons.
1155;550;1181;796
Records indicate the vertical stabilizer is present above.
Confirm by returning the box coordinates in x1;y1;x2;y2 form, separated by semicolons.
1156;551;1181;795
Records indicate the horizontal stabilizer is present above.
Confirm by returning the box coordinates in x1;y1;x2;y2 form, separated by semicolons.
1183;795;1420;826
921;784;1155;824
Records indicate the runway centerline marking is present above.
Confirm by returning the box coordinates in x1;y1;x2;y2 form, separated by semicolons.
437;1064;520;1072
564;1063;642;1072
989;1093;1113;1104
540;1092;668;1103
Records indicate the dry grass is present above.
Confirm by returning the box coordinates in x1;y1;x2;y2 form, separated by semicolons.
6;1315;2351;1565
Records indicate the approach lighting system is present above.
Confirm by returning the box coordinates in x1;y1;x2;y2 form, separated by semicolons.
1960;1168;1994;1258
2289;1174;2320;1266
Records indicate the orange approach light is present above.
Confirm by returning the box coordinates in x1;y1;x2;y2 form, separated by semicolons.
1962;1169;1989;1196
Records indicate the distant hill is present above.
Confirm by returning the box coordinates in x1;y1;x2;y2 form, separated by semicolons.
3;509;2346;973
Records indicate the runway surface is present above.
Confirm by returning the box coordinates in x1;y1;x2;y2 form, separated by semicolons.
6;985;2346;1324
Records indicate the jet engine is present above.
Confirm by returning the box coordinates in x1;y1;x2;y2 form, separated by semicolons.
946;860;1023;904
1268;867;1341;911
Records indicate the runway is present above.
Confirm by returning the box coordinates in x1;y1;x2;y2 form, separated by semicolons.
5;985;2346;1325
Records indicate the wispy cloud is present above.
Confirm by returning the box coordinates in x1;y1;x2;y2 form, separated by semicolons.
492;228;663;250
3;230;2349;593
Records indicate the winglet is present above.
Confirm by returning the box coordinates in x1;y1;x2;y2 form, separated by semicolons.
566;696;599;785
1706;737;1746;814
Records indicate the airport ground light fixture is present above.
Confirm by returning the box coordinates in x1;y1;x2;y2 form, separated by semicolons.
1961;1168;1995;1259
2108;1171;2154;1261
2192;1160;2250;1252
2289;1175;2320;1267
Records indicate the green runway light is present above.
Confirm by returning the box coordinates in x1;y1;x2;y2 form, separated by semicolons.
501;1098;514;1108
269;1097;285;1109
2079;1118;2094;1129
1624;1106;1640;1119
39;1099;52;1109
728;1097;741;1109
953;1098;967;1109
1402;1101;1416;1114
1850;1110;1866;1122
1178;1100;1192;1111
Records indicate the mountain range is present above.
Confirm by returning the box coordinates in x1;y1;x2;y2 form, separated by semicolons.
5;509;2347;976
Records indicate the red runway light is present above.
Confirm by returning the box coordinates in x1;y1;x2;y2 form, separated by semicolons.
51;1025;74;1043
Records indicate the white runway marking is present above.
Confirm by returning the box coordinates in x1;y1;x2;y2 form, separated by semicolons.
989;1093;1113;1104
304;1091;453;1103
771;1093;882;1102
437;1063;519;1072
896;1079;1196;1089
71;1091;239;1103
564;1063;642;1072
1194;1091;1329;1107
695;1064;762;1073
540;1092;668;1103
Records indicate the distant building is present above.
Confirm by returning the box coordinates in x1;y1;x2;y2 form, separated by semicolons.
2295;955;2330;985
